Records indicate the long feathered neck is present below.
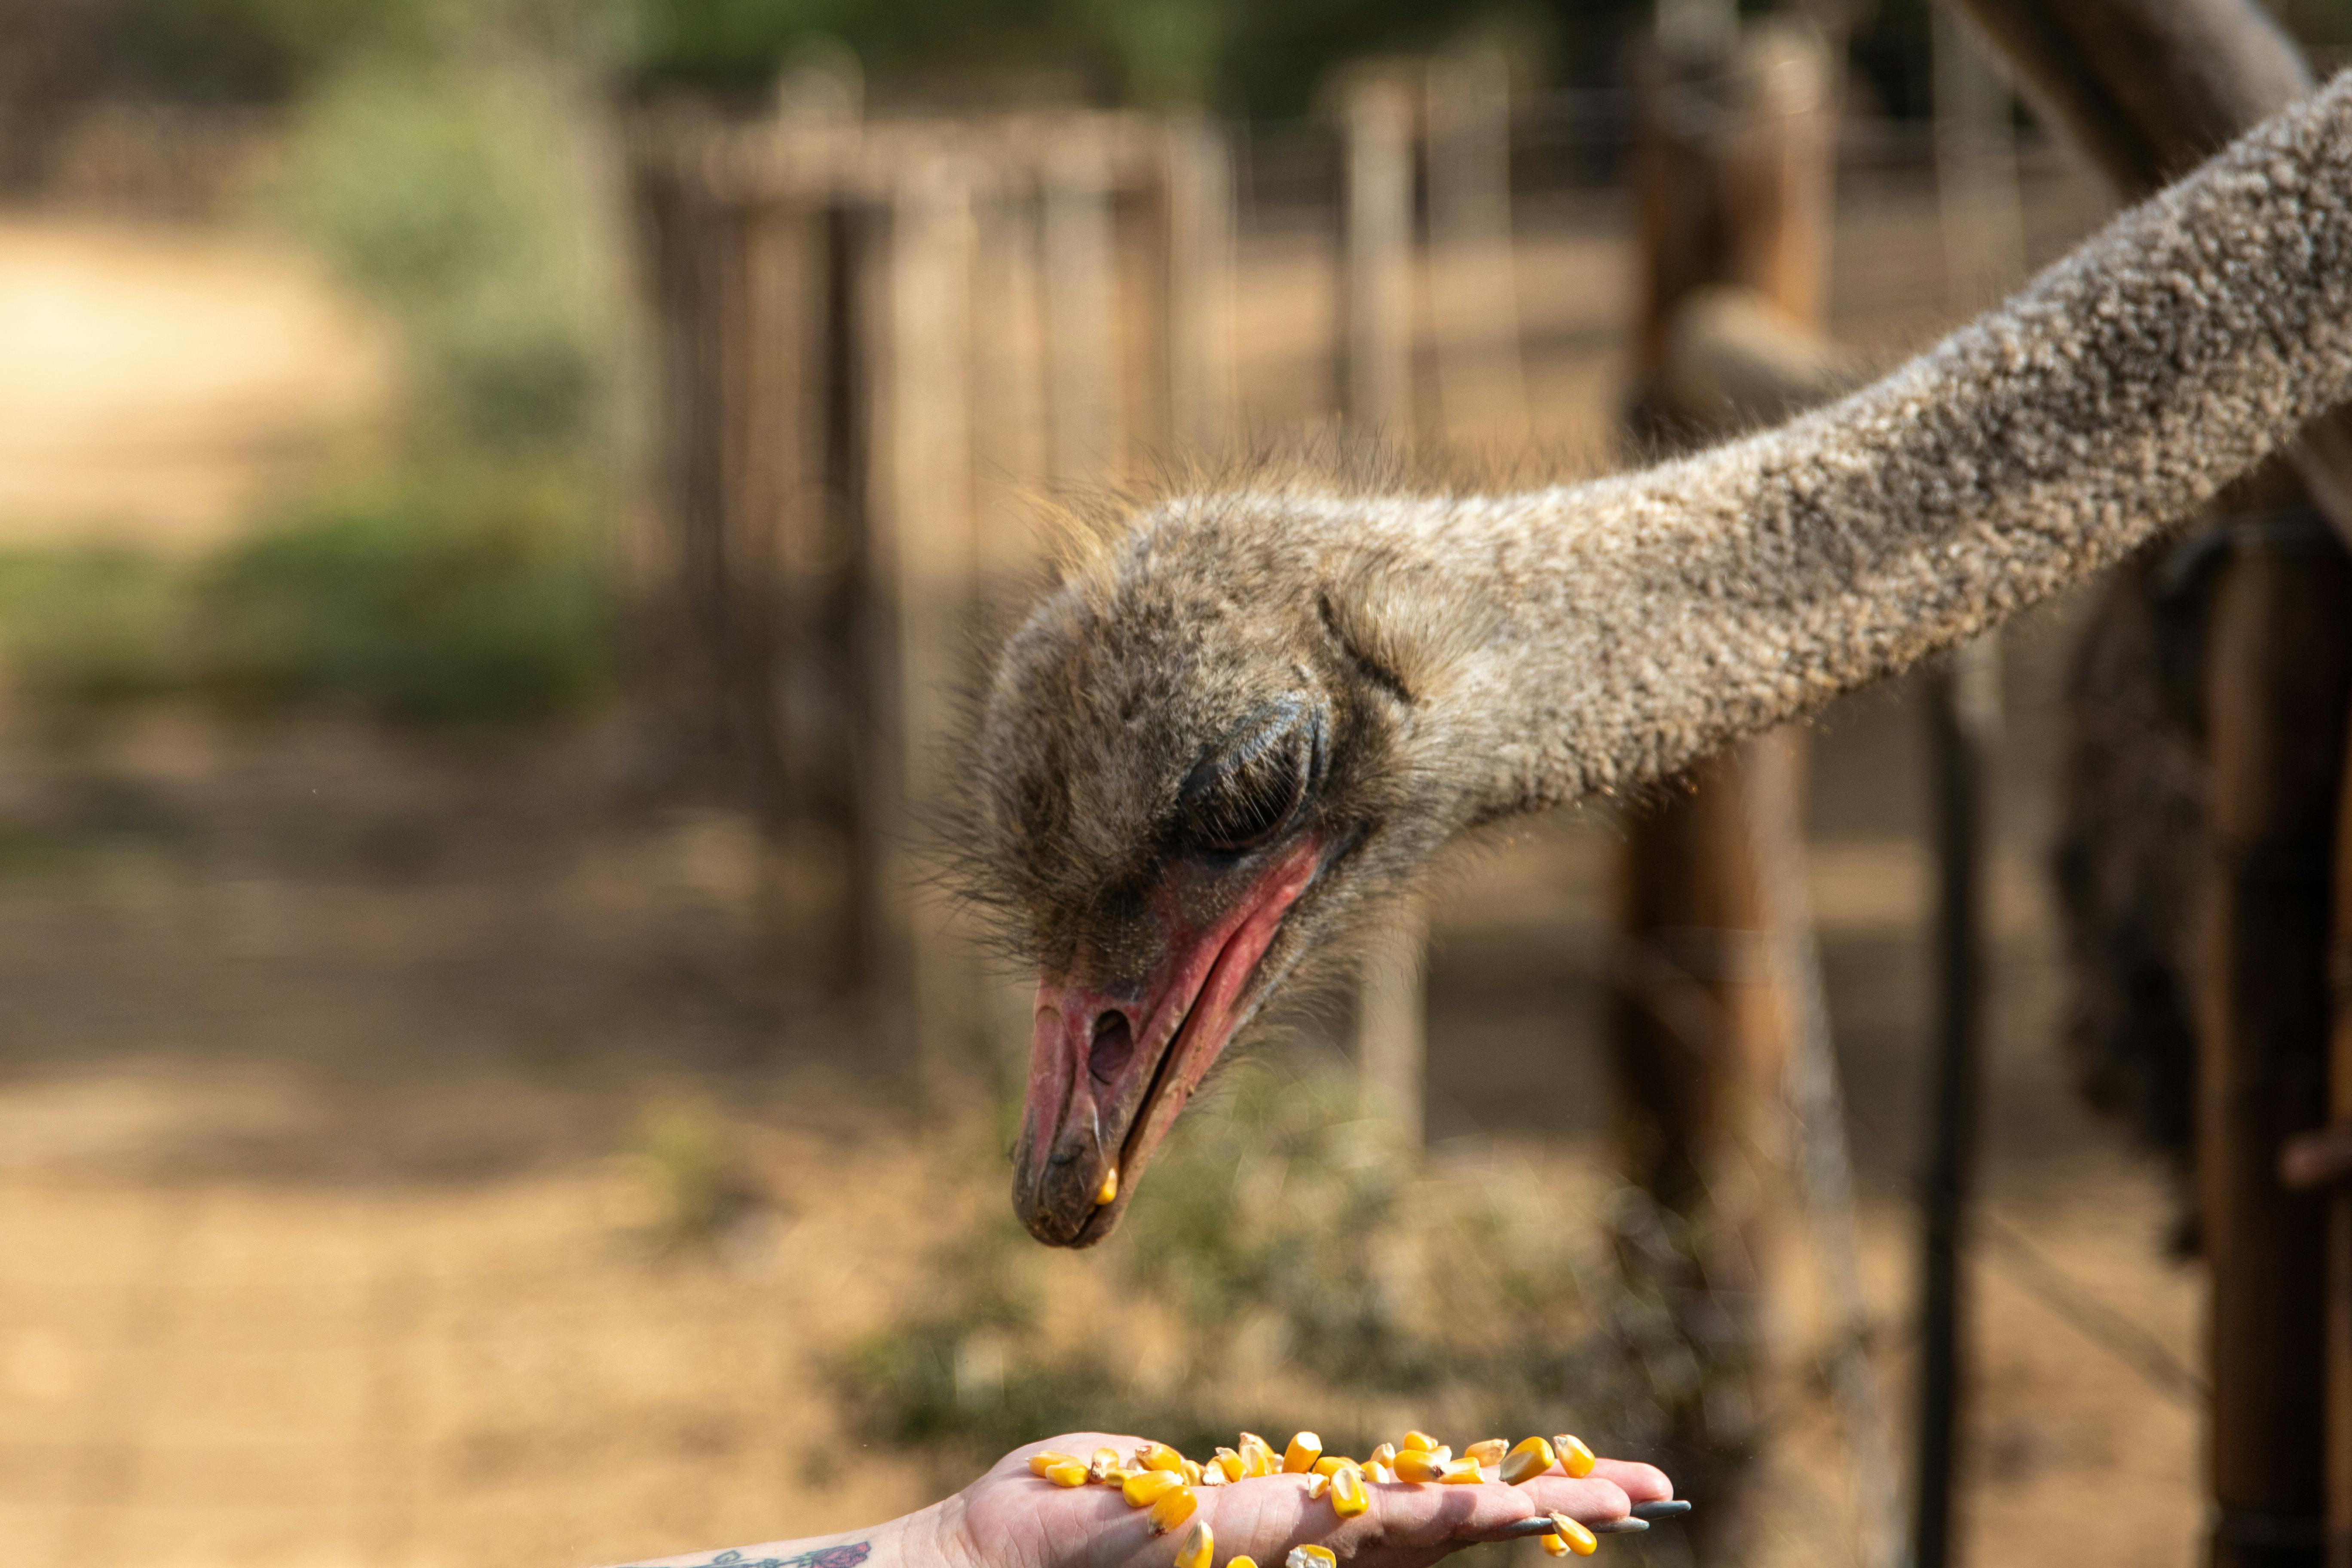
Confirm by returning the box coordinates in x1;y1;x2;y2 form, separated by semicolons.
1247;69;2352;825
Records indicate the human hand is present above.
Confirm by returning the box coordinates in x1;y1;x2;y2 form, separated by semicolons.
931;1434;1675;1568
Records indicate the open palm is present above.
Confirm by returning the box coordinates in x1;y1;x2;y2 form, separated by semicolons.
934;1435;1674;1568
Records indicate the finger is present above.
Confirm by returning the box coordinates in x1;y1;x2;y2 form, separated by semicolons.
1001;1434;1150;1475
1367;1476;1635;1547
1586;1458;1673;1504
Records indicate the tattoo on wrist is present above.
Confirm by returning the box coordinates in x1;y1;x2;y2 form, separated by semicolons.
629;1542;873;1568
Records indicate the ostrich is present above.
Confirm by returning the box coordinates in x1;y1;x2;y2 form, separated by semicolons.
963;71;2352;1248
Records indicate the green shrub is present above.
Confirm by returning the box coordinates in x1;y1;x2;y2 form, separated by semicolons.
0;548;189;709
195;469;615;727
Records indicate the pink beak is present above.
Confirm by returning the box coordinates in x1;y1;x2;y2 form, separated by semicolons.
1011;836;1322;1246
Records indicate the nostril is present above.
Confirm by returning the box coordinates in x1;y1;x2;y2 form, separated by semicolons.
1088;1011;1135;1086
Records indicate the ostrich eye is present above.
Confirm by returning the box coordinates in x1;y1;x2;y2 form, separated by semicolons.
1179;702;1322;855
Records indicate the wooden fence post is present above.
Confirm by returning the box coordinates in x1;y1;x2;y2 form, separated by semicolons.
1614;21;1834;1560
2201;522;2346;1568
1044;139;1123;483
1424;44;1525;448
1164;113;1238;456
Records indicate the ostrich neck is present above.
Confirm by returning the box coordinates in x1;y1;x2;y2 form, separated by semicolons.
1326;69;2352;821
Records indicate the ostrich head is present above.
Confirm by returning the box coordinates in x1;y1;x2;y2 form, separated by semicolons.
968;484;1498;1247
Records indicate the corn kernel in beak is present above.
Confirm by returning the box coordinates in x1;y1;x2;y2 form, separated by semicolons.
1286;1547;1338;1568
1305;1473;1330;1501
1176;1520;1214;1568
1283;1433;1323;1473
1148;1485;1199;1535
1043;1460;1090;1487
1139;1442;1185;1474
1551;1513;1598;1556
1030;1452;1079;1477
1392;1449;1449;1483
1438;1458;1483;1484
1213;1448;1247;1483
1366;1443;1396;1470
1553;1436;1596;1479
1501;1437;1556;1485
1097;1167;1119;1205
1125;1471;1185;1508
1401;1430;1441;1454
1329;1464;1369;1518
1466;1440;1507;1468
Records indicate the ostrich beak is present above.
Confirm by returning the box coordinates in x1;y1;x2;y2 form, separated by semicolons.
1012;836;1322;1246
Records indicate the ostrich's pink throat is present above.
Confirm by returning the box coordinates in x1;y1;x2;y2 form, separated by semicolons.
1012;835;1321;1246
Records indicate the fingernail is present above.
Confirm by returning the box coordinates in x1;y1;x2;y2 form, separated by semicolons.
1592;1519;1650;1535
1630;1501;1692;1522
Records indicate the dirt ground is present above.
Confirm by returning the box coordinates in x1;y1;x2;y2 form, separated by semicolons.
0;148;2206;1568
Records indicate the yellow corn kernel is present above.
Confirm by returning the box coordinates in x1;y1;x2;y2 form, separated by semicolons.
1439;1458;1483;1484
1213;1448;1247;1483
1175;1520;1214;1568
1541;1534;1572;1558
1501;1437;1556;1486
1366;1462;1396;1484
1231;1559;1256;1568
1553;1436;1596;1480
1097;1167;1119;1205
1091;1447;1124;1481
1044;1460;1090;1487
1330;1463;1369;1518
1313;1456;1356;1478
1148;1484;1199;1536
1366;1443;1397;1470
1392;1449;1449;1483
1466;1439;1508;1469
1283;1432;1323;1474
1550;1513;1598;1557
1125;1470;1185;1508
1240;1436;1279;1478
1286;1547;1338;1568
1305;1473;1330;1501
1199;1465;1226;1488
1400;1430;1442;1454
1183;1458;1205;1485
1139;1442;1186;1474
1030;1451;1079;1477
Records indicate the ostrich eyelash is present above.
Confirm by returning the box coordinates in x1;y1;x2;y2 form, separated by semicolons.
1318;590;1414;707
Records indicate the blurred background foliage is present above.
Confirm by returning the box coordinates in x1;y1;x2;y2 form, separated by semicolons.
836;1059;1693;1479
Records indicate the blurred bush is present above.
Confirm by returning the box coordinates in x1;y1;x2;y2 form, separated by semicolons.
0;549;188;712
838;1057;1660;1473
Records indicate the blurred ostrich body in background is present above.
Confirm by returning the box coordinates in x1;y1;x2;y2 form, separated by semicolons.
961;71;2352;1247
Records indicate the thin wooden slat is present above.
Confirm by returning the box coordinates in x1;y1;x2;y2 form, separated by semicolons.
1424;45;1526;448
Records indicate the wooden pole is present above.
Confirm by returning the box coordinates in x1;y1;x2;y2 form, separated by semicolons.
2200;520;2346;1568
871;153;981;1099
1424;43;1526;448
1163;113;1238;456
1615;20;1834;1561
1338;65;1424;1142
1043;139;1123;483
1912;19;2022;1568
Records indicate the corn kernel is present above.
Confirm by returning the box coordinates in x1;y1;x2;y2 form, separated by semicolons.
1097;1167;1119;1205
1366;1462;1396;1484
1330;1464;1369;1518
1400;1430;1442;1454
1183;1458;1205;1485
1541;1534;1572;1558
1239;1435;1279;1478
1553;1436;1596;1480
1213;1448;1247;1483
1044;1460;1090;1487
1392;1449;1449;1483
1466;1439;1507;1469
1366;1443;1396;1470
1550;1513;1598;1556
1231;1559;1256;1568
1283;1433;1323;1474
1305;1473;1330;1501
1439;1458;1483;1484
1313;1456;1357;1478
1091;1448;1124;1482
1148;1484;1199;1536
1139;1442;1186;1474
1501;1437;1556;1486
1199;1465;1226;1488
1125;1470;1185;1508
1175;1520;1214;1568
1030;1452;1079;1477
1286;1547;1338;1568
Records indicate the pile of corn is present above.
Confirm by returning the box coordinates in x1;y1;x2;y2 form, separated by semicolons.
1026;1428;1606;1568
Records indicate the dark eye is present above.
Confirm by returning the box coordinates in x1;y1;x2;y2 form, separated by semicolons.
1180;702;1322;855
